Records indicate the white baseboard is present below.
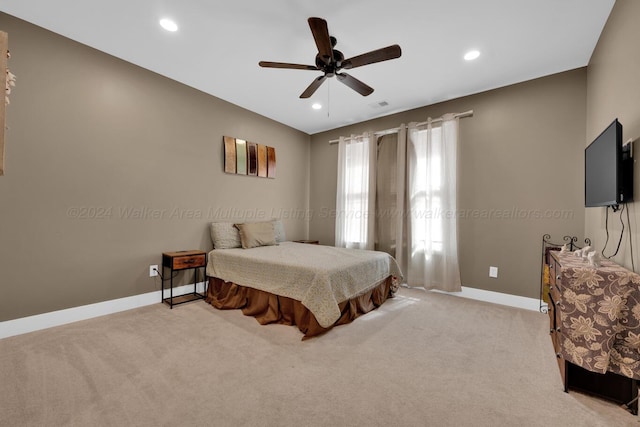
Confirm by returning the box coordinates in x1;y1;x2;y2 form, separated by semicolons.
0;282;207;340
1;282;542;340
430;286;545;312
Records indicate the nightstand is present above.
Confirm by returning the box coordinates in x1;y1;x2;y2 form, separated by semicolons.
293;240;319;245
161;250;207;308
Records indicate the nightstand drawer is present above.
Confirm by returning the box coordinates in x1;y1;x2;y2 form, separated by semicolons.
162;251;206;270
172;254;205;270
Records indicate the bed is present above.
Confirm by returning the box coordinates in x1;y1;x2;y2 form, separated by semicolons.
205;221;402;339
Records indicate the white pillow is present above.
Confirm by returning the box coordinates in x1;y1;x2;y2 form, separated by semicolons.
209;222;242;249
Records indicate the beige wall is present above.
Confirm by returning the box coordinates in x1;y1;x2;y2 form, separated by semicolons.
310;69;587;299
5;2;622;320
0;14;310;321
585;0;640;269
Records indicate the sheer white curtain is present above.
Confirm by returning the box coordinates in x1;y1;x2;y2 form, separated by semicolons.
406;115;461;291
335;133;376;249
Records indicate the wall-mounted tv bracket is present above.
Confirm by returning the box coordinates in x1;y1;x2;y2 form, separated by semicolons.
617;138;635;213
624;138;634;158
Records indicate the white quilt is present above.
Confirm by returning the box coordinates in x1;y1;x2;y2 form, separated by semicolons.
206;242;403;327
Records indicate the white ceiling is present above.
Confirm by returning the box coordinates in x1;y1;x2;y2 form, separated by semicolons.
1;0;615;135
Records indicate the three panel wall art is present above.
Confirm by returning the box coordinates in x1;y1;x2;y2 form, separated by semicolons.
223;136;276;178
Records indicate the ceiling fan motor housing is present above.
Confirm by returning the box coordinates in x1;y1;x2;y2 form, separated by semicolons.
316;48;344;77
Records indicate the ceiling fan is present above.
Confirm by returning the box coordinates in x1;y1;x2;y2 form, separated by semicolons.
259;17;402;99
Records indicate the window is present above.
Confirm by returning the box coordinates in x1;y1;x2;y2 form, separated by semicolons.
336;134;373;249
410;127;443;257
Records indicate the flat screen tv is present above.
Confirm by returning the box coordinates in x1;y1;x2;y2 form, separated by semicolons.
584;118;633;208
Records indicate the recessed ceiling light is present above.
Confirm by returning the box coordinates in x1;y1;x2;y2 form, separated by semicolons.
159;18;178;32
312;103;322;110
464;50;480;61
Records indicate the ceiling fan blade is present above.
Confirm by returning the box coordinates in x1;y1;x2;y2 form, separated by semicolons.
308;17;334;65
259;61;319;71
336;73;374;96
300;75;327;98
342;44;402;69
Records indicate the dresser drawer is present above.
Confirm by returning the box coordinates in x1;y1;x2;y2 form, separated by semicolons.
548;258;558;286
551;317;562;354
550;284;561;306
548;293;556;333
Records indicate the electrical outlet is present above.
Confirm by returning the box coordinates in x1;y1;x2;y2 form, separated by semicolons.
489;266;498;278
149;265;158;277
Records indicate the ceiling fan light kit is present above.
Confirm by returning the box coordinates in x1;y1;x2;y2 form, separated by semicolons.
259;17;401;99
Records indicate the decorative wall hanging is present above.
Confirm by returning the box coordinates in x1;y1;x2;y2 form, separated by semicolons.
223;136;276;178
1;30;13;176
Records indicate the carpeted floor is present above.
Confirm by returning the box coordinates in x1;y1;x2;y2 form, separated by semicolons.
0;288;637;426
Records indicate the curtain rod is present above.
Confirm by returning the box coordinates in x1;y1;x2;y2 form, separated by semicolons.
328;110;474;145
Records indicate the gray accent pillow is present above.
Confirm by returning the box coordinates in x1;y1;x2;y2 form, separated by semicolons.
272;219;286;243
235;222;277;249
210;222;242;249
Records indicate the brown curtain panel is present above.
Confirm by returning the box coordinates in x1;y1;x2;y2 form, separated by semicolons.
375;134;398;257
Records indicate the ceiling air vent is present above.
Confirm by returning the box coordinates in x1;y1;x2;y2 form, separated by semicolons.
369;100;389;109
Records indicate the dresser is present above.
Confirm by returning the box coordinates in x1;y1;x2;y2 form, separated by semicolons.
546;250;639;414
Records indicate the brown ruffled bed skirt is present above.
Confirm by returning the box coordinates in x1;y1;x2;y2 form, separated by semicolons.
205;276;394;339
